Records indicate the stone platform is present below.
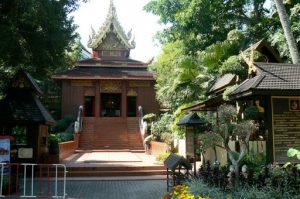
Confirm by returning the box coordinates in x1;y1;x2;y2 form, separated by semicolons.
61;150;167;178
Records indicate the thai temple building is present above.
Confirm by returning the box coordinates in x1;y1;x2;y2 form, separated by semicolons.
52;1;160;150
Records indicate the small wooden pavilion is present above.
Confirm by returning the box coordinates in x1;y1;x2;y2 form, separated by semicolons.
0;71;55;163
229;62;300;163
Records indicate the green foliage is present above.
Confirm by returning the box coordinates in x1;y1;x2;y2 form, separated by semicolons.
145;0;273;54
218;104;237;124
219;55;247;79
155;152;172;162
287;148;300;169
240;151;266;173
151;113;173;144
222;85;238;101
171;103;194;138
244;105;260;120
188;178;227;198
198;29;245;75
188;178;300;199
269;2;300;62
0;0;85;94
52;114;75;133
151;41;209;109
57;132;74;143
198;132;222;153
143;113;156;122
48;133;60;143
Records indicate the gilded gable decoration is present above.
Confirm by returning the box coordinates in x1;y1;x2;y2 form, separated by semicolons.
71;80;93;87
84;88;95;96
87;0;135;50
127;89;137;96
100;80;122;92
129;81;150;87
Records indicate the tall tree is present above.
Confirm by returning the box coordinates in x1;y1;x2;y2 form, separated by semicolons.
150;41;209;109
0;0;83;78
274;0;300;63
145;0;272;54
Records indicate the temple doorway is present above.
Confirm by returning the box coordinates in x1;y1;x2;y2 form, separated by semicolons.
127;96;137;117
101;93;121;117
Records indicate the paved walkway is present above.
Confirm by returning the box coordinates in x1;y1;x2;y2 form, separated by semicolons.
59;151;166;198
62;150;163;168
65;179;166;199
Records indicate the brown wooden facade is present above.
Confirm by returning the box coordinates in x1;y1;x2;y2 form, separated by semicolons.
52;1;160;150
60;79;159;118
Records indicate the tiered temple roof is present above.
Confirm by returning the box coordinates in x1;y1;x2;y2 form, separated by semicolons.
53;0;154;81
87;0;135;50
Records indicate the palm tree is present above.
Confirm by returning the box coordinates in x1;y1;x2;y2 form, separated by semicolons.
274;0;300;64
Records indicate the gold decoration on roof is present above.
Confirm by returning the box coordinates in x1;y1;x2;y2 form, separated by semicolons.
88;0;135;50
100;80;122;92
241;47;257;76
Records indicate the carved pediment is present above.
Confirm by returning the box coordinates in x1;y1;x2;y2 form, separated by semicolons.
96;31;127;51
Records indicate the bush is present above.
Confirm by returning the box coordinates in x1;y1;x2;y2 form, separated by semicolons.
156;152;172;162
57;132;74;142
151;113;173;143
244;105;260;120
48;134;60;155
143;113;156;122
51;114;76;133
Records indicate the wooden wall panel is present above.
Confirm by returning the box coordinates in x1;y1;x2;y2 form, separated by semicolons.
137;81;160;114
61;81;84;117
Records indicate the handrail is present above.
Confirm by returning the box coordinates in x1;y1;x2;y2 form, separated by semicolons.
138;106;148;141
138;106;144;134
74;105;83;133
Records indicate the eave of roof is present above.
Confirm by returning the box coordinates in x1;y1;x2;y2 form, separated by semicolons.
229;62;300;100
182;95;224;112
52;75;155;80
207;74;237;95
76;58;147;67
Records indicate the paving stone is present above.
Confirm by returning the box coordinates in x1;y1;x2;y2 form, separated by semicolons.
65;180;167;199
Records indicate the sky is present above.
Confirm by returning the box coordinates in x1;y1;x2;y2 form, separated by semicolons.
72;0;163;62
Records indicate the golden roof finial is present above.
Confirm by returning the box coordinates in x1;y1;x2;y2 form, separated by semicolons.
248;47;257;75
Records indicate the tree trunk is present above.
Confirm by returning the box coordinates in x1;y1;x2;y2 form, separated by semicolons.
234;163;240;187
274;0;300;64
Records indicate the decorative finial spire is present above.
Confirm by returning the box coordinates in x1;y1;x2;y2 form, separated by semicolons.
109;0;116;18
248;47;257;75
91;25;96;38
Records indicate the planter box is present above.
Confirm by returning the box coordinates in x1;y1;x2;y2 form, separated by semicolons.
150;141;169;155
58;134;80;162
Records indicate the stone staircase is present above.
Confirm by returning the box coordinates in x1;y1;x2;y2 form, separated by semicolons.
79;117;144;151
78;117;95;149
127;118;144;150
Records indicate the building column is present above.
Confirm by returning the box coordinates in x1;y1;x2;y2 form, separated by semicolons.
95;80;100;117
121;81;127;118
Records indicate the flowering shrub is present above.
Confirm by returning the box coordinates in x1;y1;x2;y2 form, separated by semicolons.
167;184;209;199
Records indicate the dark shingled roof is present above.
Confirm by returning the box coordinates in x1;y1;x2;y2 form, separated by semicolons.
229;62;300;99
177;112;206;126
182;95;223;111
53;66;155;80
0;92;55;124
208;74;236;95
76;58;146;66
